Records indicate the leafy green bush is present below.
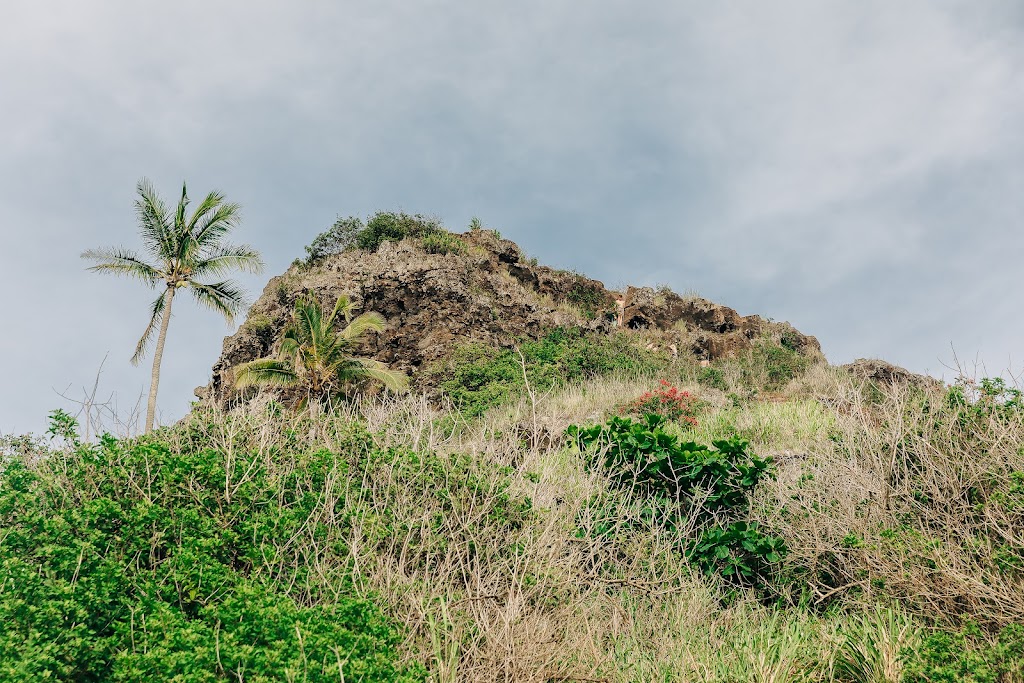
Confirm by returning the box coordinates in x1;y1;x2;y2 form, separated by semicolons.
568;415;774;511
356;212;444;252
688;521;788;585
567;414;786;587
303;212;452;263
947;376;1024;424
429;327;666;417
421;232;467;255
0;429;421;682
902;622;1024;683
304;216;365;264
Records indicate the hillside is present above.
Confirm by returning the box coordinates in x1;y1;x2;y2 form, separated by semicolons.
197;220;821;407
3;215;1022;682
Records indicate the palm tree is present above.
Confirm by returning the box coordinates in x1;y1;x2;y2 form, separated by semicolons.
233;294;408;406
83;179;264;433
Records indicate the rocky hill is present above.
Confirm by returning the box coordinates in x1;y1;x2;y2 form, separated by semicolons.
197;227;823;404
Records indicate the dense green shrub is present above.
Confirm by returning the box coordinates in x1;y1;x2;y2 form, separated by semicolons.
946;376;1024;424
304;216;365;264
0;427;421;682
568;415;774;512
429;327;666;417
303;212;450;264
356;212;444;252
568;414;786;587
902;622;1024;683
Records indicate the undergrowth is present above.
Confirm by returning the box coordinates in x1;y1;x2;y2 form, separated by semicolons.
425;326;667;417
3;350;1023;682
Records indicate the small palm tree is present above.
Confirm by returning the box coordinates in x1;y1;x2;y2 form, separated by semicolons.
83;179;264;433
233;294;408;406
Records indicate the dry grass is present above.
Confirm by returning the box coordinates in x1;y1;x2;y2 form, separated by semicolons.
39;358;1019;682
351;366;1022;679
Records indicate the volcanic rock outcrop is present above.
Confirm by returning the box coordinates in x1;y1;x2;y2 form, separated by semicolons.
197;229;822;404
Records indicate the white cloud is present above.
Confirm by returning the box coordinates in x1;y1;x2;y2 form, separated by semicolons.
1;1;1022;433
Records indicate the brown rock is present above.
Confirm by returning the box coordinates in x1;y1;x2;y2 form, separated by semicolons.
197;230;823;405
841;359;939;388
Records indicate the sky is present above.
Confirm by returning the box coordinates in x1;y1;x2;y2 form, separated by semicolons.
1;1;1022;436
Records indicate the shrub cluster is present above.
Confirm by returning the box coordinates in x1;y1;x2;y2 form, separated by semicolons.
568;414;786;587
0;420;424;682
428;327;666;417
903;622;1024;683
697;365;728;391
303;211;448;265
304;216;364;263
741;339;812;390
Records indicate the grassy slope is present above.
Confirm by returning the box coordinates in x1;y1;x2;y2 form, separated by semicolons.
3;339;1024;682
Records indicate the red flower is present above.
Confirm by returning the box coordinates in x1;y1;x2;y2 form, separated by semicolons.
620;380;698;425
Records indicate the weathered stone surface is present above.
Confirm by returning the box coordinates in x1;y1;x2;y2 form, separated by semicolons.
197;230;823;404
841;358;939;388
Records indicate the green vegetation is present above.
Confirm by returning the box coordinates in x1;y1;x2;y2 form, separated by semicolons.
304;216;364;263
303;212;450;265
902;622;1024;683
356;212;444;252
698;365;728;391
425;327;666;417
82;179;264;432
569;414;785;588
420;231;467;255
24;211;1024;681
6;354;1024;681
0;414;421;682
565;279;606;319
234;294;408;405
742;337;812;390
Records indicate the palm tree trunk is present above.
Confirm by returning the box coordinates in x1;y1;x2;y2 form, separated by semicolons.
145;287;175;433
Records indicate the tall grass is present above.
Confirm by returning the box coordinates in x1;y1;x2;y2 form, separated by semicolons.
4;355;1022;681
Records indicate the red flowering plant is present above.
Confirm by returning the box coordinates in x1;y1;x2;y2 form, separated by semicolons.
621;379;699;425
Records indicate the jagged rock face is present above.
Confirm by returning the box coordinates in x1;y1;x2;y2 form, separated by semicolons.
841;359;939;388
619;286;821;361
197;230;822;403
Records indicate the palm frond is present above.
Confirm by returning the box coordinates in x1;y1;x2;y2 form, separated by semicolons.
130;290;168;365
341;311;386;341
293;296;323;349
349;358;410;393
188;279;247;324
233;359;298;389
81;247;162;286
135;178;175;261
279;334;300;360
191;243;264;278
191;197;240;249
330;295;354;325
174;182;189;236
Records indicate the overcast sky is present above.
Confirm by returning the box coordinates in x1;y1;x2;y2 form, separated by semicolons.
2;1;1022;436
